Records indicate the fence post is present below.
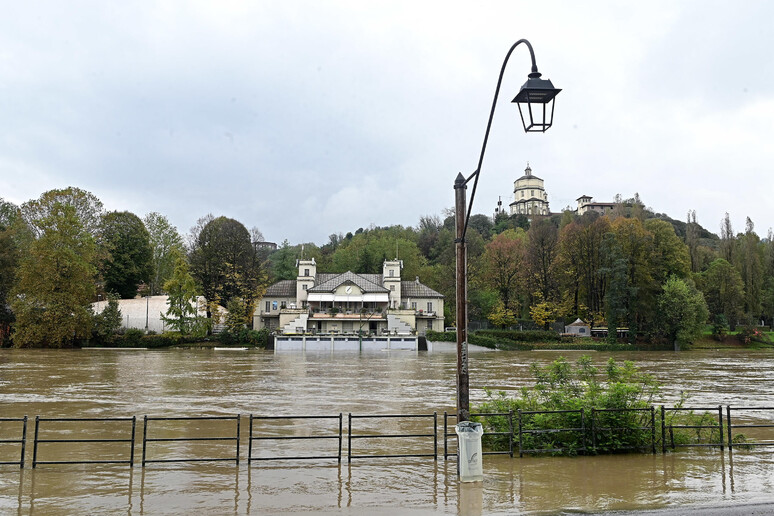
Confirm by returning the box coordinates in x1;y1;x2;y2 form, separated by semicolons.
20;416;28;469
130;416;137;467
235;414;241;465
433;412;438;461
347;413;352;464
660;406;666;454
580;408;586;454
142;416;148;467
508;410;514;458
32;416;39;468
518;409;523;458
443;411;448;460
650;406;656;454
338;413;343;464
590;409;596;451
248;414;253;462
717;405;724;452
726;405;733;450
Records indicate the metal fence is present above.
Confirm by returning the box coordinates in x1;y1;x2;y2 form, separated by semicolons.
347;413;437;462
726;406;774;449
248;414;343;462
142;415;240;466
0;416;27;468
32;416;136;468
2;406;774;469
661;405;725;452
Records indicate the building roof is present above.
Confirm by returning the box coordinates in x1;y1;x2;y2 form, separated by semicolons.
308;271;389;293
265;280;296;297
566;318;588;327
401;280;444;298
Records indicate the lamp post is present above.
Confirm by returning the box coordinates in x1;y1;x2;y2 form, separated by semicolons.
455;39;560;422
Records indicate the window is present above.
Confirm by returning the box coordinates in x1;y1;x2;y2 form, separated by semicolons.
266;301;271;312
531;190;534;197
280;301;287;309
389;269;394;277
521;191;524;198
272;301;278;310
411;302;417;310
302;284;307;290
579;328;586;334
427;302;433;312
390;285;395;291
304;268;310;276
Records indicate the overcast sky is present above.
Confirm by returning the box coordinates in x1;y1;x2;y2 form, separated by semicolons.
2;1;773;244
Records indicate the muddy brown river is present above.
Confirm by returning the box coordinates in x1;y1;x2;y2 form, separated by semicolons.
1;348;774;515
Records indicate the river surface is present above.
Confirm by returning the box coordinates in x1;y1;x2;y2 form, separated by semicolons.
1;348;774;515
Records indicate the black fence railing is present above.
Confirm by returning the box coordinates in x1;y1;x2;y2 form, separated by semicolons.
347;413;437;462
1;406;774;469
32;416;136;468
142;415;240;466
726;406;774;449
443;412;514;459
662;406;725;452
518;409;587;457
0;416;27;468
248;414;343;462
590;407;657;454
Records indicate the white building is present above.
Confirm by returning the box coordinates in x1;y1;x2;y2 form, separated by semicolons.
255;259;444;335
509;163;550;216
576;195;615;216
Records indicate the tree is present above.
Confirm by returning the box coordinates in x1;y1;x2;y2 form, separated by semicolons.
696;259;744;330
21;187;104;238
735;217;763;321
720;213;735;263
92;294;122;344
144;212;184;295
488;299;518;328
162;251;203;335
100;211;153;298
11;203;97;347
481;229;527;313
527;218;559;302
644;219;690;284
658;276;709;351
269;240;298;280
189;215;268;324
529;298;559;331
0;199;21;343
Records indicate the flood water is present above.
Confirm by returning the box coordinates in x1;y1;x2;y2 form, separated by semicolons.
2;348;774;515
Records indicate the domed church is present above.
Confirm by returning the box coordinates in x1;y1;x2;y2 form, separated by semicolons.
509;163;550;216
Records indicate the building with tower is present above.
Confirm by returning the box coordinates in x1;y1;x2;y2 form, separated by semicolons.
509;163;550;216
254;258;444;335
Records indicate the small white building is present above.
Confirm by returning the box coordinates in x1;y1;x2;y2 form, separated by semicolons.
576;195;615;216
564;318;591;337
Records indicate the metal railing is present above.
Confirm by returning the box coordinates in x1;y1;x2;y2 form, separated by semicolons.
590;407;656;454
443;412;514;459
519;409;586;457
661;405;724;452
726;406;774;449
142;415;240;466
248;414;343;462
347;413;437;462
0;416;27;468
32;416;136;467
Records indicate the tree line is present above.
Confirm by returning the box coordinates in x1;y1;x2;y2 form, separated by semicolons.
1;187;770;349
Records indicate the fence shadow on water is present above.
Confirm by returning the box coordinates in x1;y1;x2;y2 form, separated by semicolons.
2;406;774;468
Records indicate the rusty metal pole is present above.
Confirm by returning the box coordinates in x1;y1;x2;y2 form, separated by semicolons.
454;173;470;423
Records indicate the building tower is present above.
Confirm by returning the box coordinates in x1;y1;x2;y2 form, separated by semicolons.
509;163;550;216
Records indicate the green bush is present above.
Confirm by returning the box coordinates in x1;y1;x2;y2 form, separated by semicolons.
476;355;661;455
477;329;562;342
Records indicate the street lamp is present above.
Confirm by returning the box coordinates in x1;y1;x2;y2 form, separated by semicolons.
455;39;560;422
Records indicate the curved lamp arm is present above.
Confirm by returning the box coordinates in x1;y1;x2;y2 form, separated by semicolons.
461;38;541;242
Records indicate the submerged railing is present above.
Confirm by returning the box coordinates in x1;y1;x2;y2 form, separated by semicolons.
1;405;773;468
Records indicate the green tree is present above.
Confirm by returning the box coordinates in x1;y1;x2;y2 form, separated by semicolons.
269;240;299;280
162;251;202;335
11;203;97;347
658;276;709;351
100;211;153;298
21;186;104;238
0;198;21;343
696;259;744;330
92;294;122;344
144;212;184;295
734;217;763;321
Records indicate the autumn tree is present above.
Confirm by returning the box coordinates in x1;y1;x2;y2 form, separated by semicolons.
21;187;104;239
481;229;527;313
0;199;20;342
695;259;744;330
11;203;97;347
100;211;153;298
527;218;559;302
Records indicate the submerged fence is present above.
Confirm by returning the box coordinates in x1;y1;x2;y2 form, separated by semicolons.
1;406;774;468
